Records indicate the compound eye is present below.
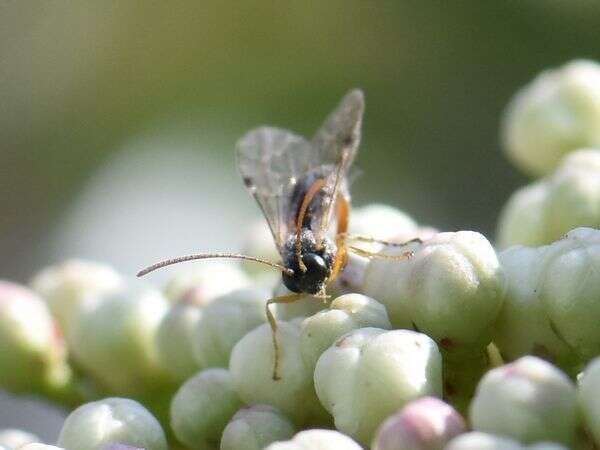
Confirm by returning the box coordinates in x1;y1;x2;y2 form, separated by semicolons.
302;253;328;278
282;269;301;293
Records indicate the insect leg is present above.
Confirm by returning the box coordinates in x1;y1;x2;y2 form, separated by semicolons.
330;194;350;282
265;293;305;381
341;234;423;247
347;245;415;261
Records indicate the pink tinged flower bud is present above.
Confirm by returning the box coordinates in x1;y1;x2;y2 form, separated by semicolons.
372;397;466;450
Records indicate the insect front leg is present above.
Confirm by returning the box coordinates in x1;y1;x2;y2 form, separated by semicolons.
347;245;415;260
341;234;423;247
265;293;305;381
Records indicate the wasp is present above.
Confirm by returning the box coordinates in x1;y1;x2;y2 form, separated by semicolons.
138;90;417;379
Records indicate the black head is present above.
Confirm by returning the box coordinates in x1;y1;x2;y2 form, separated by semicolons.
281;232;335;295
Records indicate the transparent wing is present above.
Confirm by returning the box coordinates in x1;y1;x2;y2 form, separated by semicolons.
236;127;316;251
236;89;364;254
310;89;364;242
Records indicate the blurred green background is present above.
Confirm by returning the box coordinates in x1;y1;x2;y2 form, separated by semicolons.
3;1;600;283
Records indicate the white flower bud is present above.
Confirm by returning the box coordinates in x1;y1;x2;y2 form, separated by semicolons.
264;429;362;450
544;150;600;236
314;328;442;446
155;300;203;382
30;259;122;333
170;368;242;450
220;405;295;450
300;293;391;370
502;59;600;176
372;396;465;450
445;432;523;450
68;283;170;394
240;219;281;286
389;226;439;244
363;231;504;349
0;429;40;450
271;283;326;321
543;149;600;241
350;204;417;248
470;356;577;445
192;288;270;368
498;149;600;248
577;357;600;447
497;182;549;249
57;398;167;450
493;245;573;366
163;262;249;305
0;282;67;392
229;322;328;426
537;227;600;360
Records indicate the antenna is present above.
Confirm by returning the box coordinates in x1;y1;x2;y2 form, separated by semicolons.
137;252;293;277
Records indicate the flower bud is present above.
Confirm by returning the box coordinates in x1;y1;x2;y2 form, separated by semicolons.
497;182;549;249
30;259;122;333
445;432;523;450
363;231;504;350
327;253;369;297
240;219;281;285
493;245;574;367
271;284;326;321
350;204;417;250
470;356;577;445
498;149;600;248
577;357;600;447
543;149;600;241
170;368;242;450
163;262;249;305
389;226;439;244
0;282;67;392
502;59;600;176
314;328;442;446
537;227;600;360
192;288;270;368
57;398;167;450
155;300;203;382
264;429;362;450
229;322;327;426
371;397;465;450
300;294;391;370
220;405;295;450
0;429;40;450
68;283;170;394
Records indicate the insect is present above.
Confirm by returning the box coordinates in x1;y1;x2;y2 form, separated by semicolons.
138;89;417;379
